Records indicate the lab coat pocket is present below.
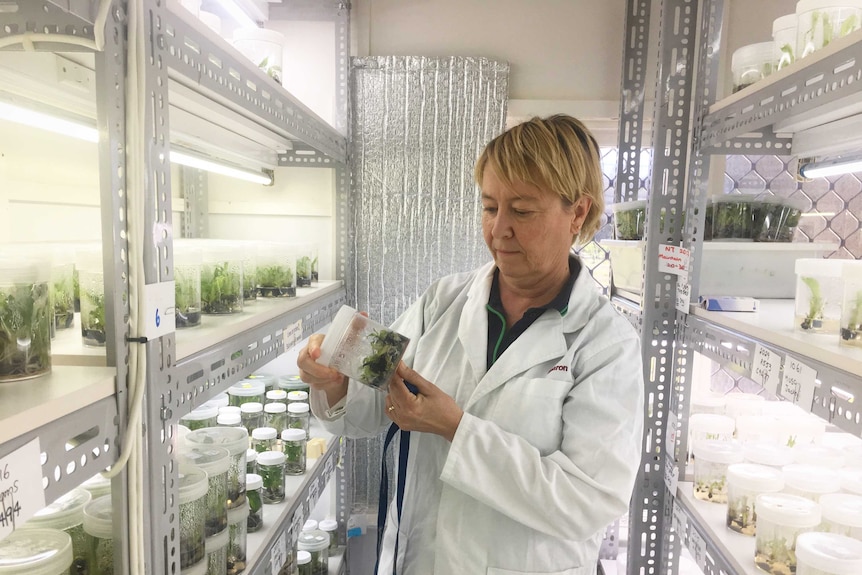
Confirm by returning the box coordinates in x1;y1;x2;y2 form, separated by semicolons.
487;566;591;575
490;377;571;453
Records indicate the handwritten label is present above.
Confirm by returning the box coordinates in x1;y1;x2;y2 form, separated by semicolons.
142;281;176;339
270;529;288;573
676;280;692;313
309;479;320;509
283;319;304;352
751;344;782;390
0;439;46;539
658;244;691;278
672;500;687;536
779;356;817;408
689;527;707;570
664;454;679;494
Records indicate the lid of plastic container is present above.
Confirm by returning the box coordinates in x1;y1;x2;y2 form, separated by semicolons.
257;451;285;466
205;525;230;555
610;200;648;212
282;428;306;441
178;465;209;504
691;393;726;410
227;502;249;525
744;442;795;467
182;404;219;421
181;557;208;575
219;406;241;416
264;402;286;414
277;375;308;391
820;493;862;528
228;382;265;397
83;494;114;539
297;531;330;552
179;446;231;476
217;413;241;426
245;373;276;388
841;467;862;494
302;519;318;532
185;427;249;456
773;12;798;35
80;472;112;498
288;402;310;414
727;463;785;492
797;0;862;14
252;427;277;440
318;519;338;532
246;448;257;462
0;528;73;575
240;402;263;414
266;390;287;401
689;413;735;433
755;492;821;526
232;26;285;44
841;260;862;281
287;391;309;402
246;473;262;492
796;532;862;575
22;488;90;531
712;194;760;204
732;42;778;68
783;463;843;494
821;432;862;451
297;550;312;565
318;305;359;368
795;258;845;277
209;393;229;408
793;444;846;468
693;440;744;464
724;393;766;415
736;415;781;440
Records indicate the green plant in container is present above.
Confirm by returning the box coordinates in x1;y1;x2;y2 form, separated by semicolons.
81;289;106;346
0;281;51;381
800;277;824;331
175;267;201;328
841;291;862;344
257;265;295;297
361;329;410;389
247;486;263;533
51;275;75;330
201;262;242;314
296;256;312;287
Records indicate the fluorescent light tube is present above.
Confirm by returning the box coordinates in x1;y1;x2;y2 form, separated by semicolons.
216;0;258;27
0;101;98;142
800;157;862;179
170;150;272;185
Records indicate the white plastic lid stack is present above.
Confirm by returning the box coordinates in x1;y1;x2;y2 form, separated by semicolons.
820;493;862;528
83;495;114;539
219;406;241;416
209;393;229;408
796;532;862;575
297;551;312;565
744;442;795;468
0;528;73;575
181;557;208;575
288;403;310;415
783;464;842;496
246;473;263;492
178;446;231;477
185;427;249;456
266;390;287;401
257;451;286;466
264;403;286;414
840;468;862;495
795;258;846;278
287;391;309;402
297;531;330;552
318;519;338;533
282;429;306;441
182;404;219;422
724;393;767;419
177;425;191;447
793;444;846;468
22;488;91;531
227;381;265;398
246;449;258;464
178;466;209;505
693;440;745;464
755;492;822;527
302;519;319;532
252;427;277;441
81;472;112;499
690;392;726;415
227;502;249;526
217;413;241;426
240;402;263;415
774;414;826;447
727;463;785;492
205;525;230;555
736;415;782;444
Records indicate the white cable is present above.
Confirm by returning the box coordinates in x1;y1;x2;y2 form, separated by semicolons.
94;0;113;51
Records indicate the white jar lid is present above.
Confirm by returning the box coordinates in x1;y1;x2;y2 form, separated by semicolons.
219;406;241;416
288;402;310;414
784;463;843;494
797;0;862;14
252;427;277;440
689;413;735;434
181;557;208;575
246;448;257;462
185;426;249;456
755;492;821;527
178;446;231;476
744;442;795;467
22;488;91;531
228;382;265;397
217;413;241;426
297;531;330;552
205;526;230;555
178;465;209;504
182;404;219;421
841;467;862;495
693;440;744;464
287;391;309;402
0;528;73;575
318;305;359;368
727;463;785;492
297;550;311;565
773;13;798;35
264;403;286;414
793;445;846;468
302;519;318;532
318;519;338;532
282;428;306;441
246;473;262;492
257;450;285;466
266;390;287;401
83;495;114;539
227;502;249;525
724;393;766;418
209;393;229;408
796;532;862;575
240;402;263;414
820;493;862;528
795;257;846;277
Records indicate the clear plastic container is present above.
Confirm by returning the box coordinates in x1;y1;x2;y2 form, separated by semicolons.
795;259;845;334
736;415;783;445
297;531;330;575
297;550;312;575
82;495;114;575
690;392;726;416
754;196;803;242
226;502;249;575
244;373;277;391
0;528;73;575
278;374;310;395
205;527;229;575
796;532;862;575
288;402;311;439
819;493;862;540
266;389;287;405
246;448;258;476
239;243;257;305
75;245;107;347
704;195;759;239
0;253;52;382
245;473;263;533
44;245;76;334
174;239;202;329
180;403;219;431
793;445;846;469
282;428;307;476
769;408;826;447
309;244;319;284
294;247;314;288
232;27;285;84
784;464;842;501
726;463;785;536
693;440;744;503
611;200;647;240
227;380;266;407
744;442;796;468
318;519;338;551
80;473;112;500
217;412;242;428
264;402;287;436
688;414;735;462
796;0;862;59
774;13;799;69
21;488;91;574
731;42;777;93
839;261;862;347
251;427;278;454
240;402;264;435
178;446;231;537
184;427;249;510
210;393;230;409
255;242;296;298
178;465;208;569
257;451;286;504
200;242;243;315
219;406;241;417
755;492;822;574
724;393;767;419
303;519;319;533
318;305;410;392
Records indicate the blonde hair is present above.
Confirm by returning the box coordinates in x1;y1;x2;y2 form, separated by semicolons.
474;115;604;245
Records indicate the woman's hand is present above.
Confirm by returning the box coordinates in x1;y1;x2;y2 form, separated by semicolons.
297;334;348;406
385;363;464;442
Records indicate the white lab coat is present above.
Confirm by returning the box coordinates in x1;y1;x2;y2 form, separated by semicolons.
313;259;644;575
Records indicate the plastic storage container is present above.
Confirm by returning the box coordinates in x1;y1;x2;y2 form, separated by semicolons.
20;488;90;574
0;253;52;381
209;393;229;409
774;13;799;69
297;531;330;575
246;448;258;475
796;531;862;575
0;528;72;575
318;519;338;551
744;442;795;468
754;196;803;242
200;242;243;315
174;239;202;329
819;493;862;540
178;446;231;537
688;414;735;461
217;412;242;428
793;445;846;469
692;440;744;503
731;42;777;93
240;402;264;434
839;261;862;347
318;305;410;391
736;415;783;445
282;428;307;475
232;27;285;83
297;550;312;575
251;427;278;454
257;451;286;504
179;403;219;431
226;502;249;575
796;0;862;59
287;390;309;406
796;259;845;334
184;427;249;509
612;200;647;240
690;392;726;416
178;465;208;569
294;247;314;288
266;389;288;405
239;244;257;305
82;495;114;575
288;402;311;439
784;464;842;501
726;463;786;536
244;373;277;391
245;473;263;533
227;380;266;407
205;527;229;575
278;374;309;395
80;473;112;500
255;242;296;297
309;244;319;283
264;402;287;435
45;245;76;334
705;195;759;239
755;492;822;574
75;245;106;347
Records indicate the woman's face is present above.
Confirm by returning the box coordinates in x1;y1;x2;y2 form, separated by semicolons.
481;165;590;284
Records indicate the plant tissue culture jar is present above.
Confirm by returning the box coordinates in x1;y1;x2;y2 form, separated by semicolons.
795;259;844;334
0;251;52;381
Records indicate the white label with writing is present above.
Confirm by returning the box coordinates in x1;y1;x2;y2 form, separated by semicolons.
780;356;818;408
672;500;687;536
664;454;679;494
283;319;304;352
142;281;176;339
666;411;678;456
751;344;782;390
0;439;46;538
676;280;691;313
270;529;288;573
658;244;691;278
689;527;707;570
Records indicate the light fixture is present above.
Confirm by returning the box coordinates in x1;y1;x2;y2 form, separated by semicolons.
799;156;862;179
170;150;273;185
215;0;259;28
0;101;98;142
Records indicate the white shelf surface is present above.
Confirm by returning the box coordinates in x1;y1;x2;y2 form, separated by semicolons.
691;299;862;379
177;281;343;361
0;365;116;445
51;313;108;367
677;482;760;575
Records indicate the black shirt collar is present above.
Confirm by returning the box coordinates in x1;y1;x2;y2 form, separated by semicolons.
488;255;580;318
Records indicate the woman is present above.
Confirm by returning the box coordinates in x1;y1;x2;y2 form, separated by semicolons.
298;115;644;575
